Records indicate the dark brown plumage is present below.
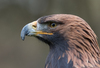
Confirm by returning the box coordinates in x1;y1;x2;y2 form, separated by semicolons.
21;14;100;68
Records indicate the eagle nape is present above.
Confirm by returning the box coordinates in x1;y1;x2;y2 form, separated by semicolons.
21;14;100;68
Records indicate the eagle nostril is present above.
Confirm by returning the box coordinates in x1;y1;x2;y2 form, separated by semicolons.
32;25;37;28
31;21;37;28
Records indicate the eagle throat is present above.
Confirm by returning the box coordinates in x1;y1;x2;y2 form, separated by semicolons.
45;39;74;68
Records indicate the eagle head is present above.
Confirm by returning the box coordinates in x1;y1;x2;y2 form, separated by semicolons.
21;14;100;68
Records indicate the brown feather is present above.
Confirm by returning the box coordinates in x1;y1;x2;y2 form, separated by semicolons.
38;14;100;68
56;14;100;67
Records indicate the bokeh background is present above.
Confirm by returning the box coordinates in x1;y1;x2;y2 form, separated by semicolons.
0;0;100;68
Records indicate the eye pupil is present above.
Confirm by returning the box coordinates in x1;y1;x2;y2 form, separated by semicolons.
51;23;55;27
51;23;56;27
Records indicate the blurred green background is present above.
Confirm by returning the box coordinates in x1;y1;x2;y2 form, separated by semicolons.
0;0;100;68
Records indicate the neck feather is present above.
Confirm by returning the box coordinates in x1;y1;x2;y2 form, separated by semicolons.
45;41;73;68
45;40;100;68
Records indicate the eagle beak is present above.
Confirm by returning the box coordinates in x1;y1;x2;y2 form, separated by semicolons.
21;21;53;41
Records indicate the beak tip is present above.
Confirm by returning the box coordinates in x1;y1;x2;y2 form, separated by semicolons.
20;32;25;41
20;25;28;41
21;37;25;41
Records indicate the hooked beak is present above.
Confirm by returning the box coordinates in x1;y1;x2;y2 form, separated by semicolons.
20;21;53;41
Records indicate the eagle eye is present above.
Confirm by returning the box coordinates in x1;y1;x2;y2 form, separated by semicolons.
49;23;57;28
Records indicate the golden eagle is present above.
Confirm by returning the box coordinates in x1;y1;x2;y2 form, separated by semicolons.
21;14;100;68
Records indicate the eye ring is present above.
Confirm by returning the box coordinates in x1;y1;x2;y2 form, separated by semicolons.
49;23;57;28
